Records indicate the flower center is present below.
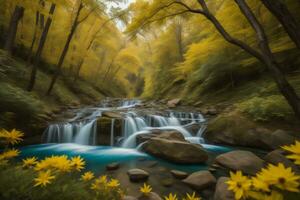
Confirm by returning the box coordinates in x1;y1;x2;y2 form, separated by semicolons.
278;177;286;184
237;183;242;188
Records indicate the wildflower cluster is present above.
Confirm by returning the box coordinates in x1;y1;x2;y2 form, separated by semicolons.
226;140;300;200
0;129;22;165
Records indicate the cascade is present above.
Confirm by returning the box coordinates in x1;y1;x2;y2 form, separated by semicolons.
43;99;207;148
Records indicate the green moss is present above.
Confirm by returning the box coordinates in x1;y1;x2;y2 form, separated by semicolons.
238;95;293;122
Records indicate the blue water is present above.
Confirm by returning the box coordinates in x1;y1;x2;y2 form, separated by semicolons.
18;143;232;173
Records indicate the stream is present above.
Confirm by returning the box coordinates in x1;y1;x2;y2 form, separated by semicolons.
18;99;233;196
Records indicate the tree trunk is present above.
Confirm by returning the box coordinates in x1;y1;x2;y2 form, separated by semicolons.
261;0;300;49
26;11;40;65
4;5;24;54
73;59;84;82
47;3;84;95
27;3;56;91
235;0;300;118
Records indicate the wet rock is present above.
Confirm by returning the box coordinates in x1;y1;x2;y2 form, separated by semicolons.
102;111;123;119
161;178;173;187
106;162;120;171
127;168;149;182
170;170;188;179
143;134;208;164
183;171;216;191
136;133;157;145
215;150;265;175
137;130;184;146
183;123;202;136
213;177;234;200
138;192;162;200
167;98;181;108
264;149;300;174
156;131;185;141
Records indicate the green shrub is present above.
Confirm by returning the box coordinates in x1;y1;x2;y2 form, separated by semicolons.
238;95;293;121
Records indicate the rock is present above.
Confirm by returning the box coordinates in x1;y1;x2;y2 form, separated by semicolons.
143;136;208;164
136;133;157;145
167;98;181;108
102;111;123;119
123;196;138;200
203;112;296;150
182;171;216;191
260;129;295;149
264;149;300;174
213;177;234;200
106;162;120;171
194;100;203;107
156;131;185;141
183;123;202;136
215;150;264;175
207;108;218;115
127;168;149;182
138;192;162;200
170;170;189;179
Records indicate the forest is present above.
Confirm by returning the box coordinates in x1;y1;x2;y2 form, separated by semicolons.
0;0;300;200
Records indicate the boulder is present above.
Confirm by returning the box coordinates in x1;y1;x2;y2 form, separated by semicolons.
215;150;264;175
264;149;300;174
106;162;120;171
167;98;181;108
204;112;296;150
183;123;202;136
142;136;208;164
182;171;216;190
156;131;185;141
170;170;189;179
127;168;149;182
138;192;162;200
213;177;234;200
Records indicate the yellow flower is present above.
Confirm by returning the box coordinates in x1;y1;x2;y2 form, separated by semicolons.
263;191;283;200
184;192;201;200
70;156;85;171
251;174;270;192
282;141;300;165
0;149;20;160
140;183;152;195
34;170;55;187
22;157;38;168
35;155;72;172
91;175;108;190
258;163;300;192
226;171;251;200
164;193;178;200
81;171;94;181
107;179;120;188
96;175;108;184
0;129;24;145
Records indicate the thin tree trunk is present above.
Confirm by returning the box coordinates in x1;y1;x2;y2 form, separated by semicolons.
27;3;56;91
4;5;24;54
261;0;300;49
26;11;40;65
235;0;300;118
175;22;184;62
47;3;84;95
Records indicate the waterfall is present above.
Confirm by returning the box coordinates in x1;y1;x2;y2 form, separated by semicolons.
43;98;207;148
110;119;115;146
74;120;97;145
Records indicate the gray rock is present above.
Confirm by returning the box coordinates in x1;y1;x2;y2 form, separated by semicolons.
215;150;264;175
102;111;123;119
182;171;216;190
138;192;162;200
213;177;234;200
143;137;208;164
260;129;295;149
106;162;120;171
170;170;188;179
127;168;149;182
264;149;300;174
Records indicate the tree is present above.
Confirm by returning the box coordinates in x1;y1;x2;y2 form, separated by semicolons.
261;0;300;49
27;2;56;91
4;5;24;54
128;0;300;119
46;1;93;94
